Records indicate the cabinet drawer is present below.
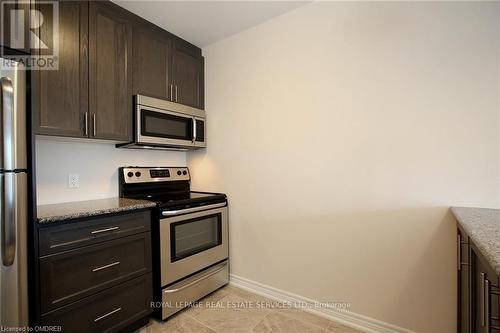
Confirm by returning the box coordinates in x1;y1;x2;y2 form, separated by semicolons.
42;273;152;333
39;210;151;255
40;233;151;312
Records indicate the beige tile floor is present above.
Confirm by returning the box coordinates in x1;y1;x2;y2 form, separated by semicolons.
137;285;363;333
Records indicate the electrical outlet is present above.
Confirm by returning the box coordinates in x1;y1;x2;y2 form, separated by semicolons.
68;174;80;188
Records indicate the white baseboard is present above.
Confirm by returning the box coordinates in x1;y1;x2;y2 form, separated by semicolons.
229;274;417;333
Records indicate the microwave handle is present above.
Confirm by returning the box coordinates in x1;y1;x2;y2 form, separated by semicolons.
192;117;197;142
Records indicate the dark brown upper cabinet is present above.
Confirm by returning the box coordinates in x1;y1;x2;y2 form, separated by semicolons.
33;1;89;138
34;0;204;141
171;41;204;109
132;26;171;101
35;1;133;141
89;1;132;141
133;25;204;109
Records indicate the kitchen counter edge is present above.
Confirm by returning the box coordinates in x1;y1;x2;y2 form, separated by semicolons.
451;207;500;276
37;198;157;224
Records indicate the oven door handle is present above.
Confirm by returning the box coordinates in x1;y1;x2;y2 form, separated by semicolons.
163;262;228;294
162;202;226;216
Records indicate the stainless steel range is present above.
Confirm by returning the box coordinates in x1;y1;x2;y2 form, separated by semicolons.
119;167;228;320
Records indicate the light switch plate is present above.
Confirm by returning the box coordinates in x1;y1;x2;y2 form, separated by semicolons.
68;174;80;188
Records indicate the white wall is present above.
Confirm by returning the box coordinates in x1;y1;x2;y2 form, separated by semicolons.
36;137;186;205
188;2;500;332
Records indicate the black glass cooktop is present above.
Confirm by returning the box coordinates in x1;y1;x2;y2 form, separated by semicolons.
137;191;226;208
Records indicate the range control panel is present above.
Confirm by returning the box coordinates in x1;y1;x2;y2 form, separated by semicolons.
122;167;190;183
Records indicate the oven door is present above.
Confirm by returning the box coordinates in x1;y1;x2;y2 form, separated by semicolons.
136;104;195;147
160;206;228;286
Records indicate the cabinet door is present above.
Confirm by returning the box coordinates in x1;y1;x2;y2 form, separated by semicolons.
40;232;151;312
471;246;500;333
34;1;88;137
0;0;30;54
89;1;132;141
458;229;471;333
41;273;152;333
171;41;204;109
132;26;171;100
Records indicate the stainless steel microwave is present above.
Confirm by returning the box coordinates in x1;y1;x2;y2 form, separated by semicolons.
117;95;206;151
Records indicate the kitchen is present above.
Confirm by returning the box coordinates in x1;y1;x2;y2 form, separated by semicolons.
0;1;499;333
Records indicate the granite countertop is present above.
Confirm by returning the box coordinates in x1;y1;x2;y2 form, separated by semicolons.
451;207;500;276
37;198;157;223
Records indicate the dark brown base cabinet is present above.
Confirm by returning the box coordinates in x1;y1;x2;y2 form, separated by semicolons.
34;0;204;141
457;225;500;333
41;274;152;333
36;210;153;332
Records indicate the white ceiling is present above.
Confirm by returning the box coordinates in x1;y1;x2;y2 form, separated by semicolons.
114;1;310;47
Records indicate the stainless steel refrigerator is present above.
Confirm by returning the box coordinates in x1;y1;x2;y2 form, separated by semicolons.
0;59;28;328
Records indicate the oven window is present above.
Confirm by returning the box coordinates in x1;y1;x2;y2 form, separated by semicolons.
171;213;222;262
141;109;193;141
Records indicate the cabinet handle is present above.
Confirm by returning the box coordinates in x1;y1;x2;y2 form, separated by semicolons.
485;279;490;333
92;113;96;137
481;273;486;327
457;234;461;271
84;112;89;136
92;261;120;272
170;84;174;101
90;226;119;235
175;85;178;102
94;307;122;322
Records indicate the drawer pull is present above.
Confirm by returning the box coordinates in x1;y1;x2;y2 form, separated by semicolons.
94;307;122;322
49;239;86;249
92;261;120;272
91;226;119;235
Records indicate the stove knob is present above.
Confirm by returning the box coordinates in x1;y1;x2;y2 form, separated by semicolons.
177;170;182;176
127;172;134;177
182;170;187;175
135;172;142;177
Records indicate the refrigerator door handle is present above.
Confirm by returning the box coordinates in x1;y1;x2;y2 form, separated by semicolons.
0;77;14;171
0;77;16;266
1;173;15;266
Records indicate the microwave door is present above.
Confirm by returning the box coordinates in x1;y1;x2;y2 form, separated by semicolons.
137;106;194;147
193;118;205;148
